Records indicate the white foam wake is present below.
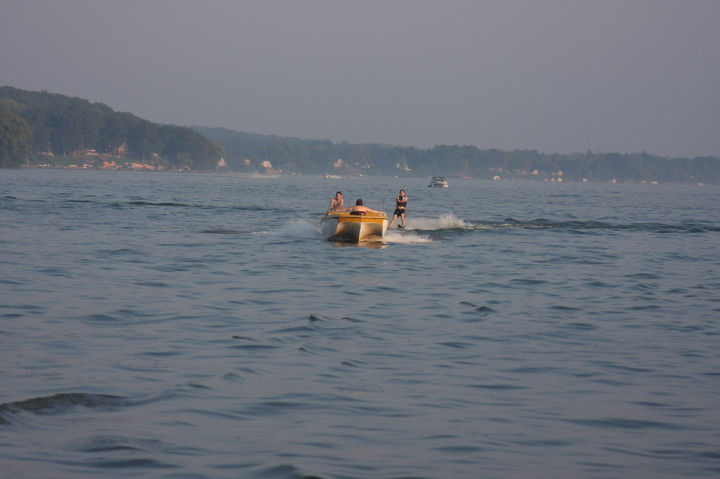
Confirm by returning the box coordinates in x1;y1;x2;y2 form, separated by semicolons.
267;220;325;240
402;213;470;231
383;230;435;243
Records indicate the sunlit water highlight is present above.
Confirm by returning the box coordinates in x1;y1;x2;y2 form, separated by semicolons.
1;169;719;479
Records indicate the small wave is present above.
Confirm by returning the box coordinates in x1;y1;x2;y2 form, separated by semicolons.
566;417;684;430
469;383;528;390
128;200;190;207
123;200;264;212
0;393;129;424
251;464;322;479
459;302;497;319
267;220;325;240
491;218;720;233
202;228;245;235
308;313;363;324
0;384;229;425
98;247;143;255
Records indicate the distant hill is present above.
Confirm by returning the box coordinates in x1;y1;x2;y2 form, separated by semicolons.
2;87;718;183
195;126;720;184
0;86;220;170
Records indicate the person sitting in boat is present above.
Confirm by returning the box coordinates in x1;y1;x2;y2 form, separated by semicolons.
344;199;382;215
328;191;344;211
389;189;408;228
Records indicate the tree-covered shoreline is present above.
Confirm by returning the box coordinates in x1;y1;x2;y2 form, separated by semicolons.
2;86;719;184
0;87;221;171
197;126;720;184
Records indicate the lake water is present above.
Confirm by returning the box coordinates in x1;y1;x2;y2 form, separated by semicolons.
1;169;719;479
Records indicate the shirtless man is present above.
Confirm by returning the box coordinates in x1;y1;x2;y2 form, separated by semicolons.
344;199;382;214
328;191;344;211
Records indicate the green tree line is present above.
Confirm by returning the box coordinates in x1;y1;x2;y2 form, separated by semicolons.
2;87;718;183
0;87;221;170
196;126;720;184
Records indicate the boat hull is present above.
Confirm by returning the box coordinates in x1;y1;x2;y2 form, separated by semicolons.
321;212;388;242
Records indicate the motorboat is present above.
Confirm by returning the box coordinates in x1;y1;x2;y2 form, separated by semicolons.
428;176;449;187
320;210;388;242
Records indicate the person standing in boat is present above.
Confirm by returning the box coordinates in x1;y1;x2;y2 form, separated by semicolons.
344;199;382;215
389;189;408;228
329;191;344;211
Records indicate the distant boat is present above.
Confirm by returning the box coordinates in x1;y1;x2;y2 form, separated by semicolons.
323;174;342;179
428;176;449;187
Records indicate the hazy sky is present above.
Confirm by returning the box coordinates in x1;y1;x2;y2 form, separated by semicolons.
2;0;719;157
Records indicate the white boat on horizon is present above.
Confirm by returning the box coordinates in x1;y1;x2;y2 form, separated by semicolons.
429;176;449;187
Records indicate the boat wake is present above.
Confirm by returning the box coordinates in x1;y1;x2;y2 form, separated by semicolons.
404;213;470;231
265;214;476;244
383;230;434;243
269;220;325;240
382;213;469;243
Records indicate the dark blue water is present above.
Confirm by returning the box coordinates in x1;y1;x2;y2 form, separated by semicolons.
1;169;719;478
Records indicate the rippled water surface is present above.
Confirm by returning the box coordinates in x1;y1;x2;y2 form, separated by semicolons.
1;169;719;478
